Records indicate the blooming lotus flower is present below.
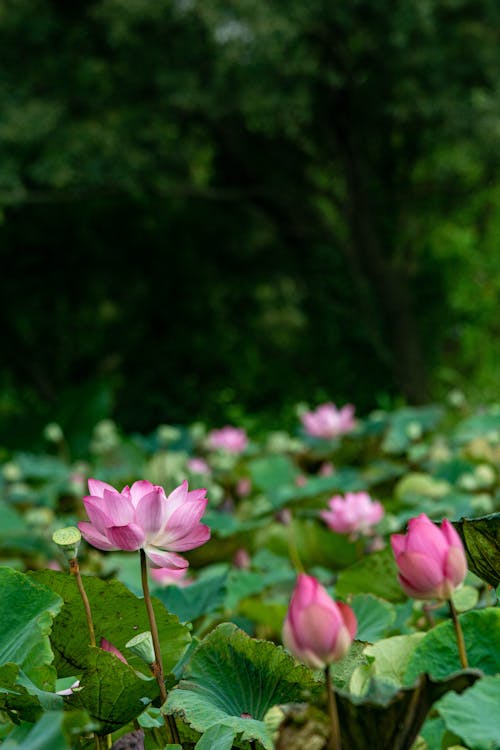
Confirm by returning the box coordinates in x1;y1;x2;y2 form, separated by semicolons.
301;402;355;440
320;492;384;538
391;514;467;600
282;574;357;669
78;478;210;569
208;426;248;454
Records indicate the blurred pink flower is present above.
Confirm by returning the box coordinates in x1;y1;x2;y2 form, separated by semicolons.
233;548;251;569
391;513;467;600
275;508;292;526
187;457;211;476
150;566;192;587
320;492;384;537
236;477;252;497
301;402;355;440
283;574;357;669
295;474;307;487
78;478;210;569
208;426;248;454
318;461;335;477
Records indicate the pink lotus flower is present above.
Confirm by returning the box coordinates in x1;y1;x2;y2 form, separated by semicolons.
283;574;357;669
150;566;191;587
208;426;248;454
391;514;467;600
187;457;211;476
78;478;210;569
318;461;335;477
301;402;355;440
320;492;384;538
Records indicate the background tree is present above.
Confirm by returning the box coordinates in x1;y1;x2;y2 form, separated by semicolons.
1;0;499;446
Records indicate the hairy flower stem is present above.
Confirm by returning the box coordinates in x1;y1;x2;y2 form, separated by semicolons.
448;598;468;669
139;549;180;744
69;558;96;647
325;664;342;750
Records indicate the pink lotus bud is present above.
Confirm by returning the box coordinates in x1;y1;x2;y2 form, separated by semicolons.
207;426;248;454
275;508;292;526
282;574;357;669
320;492;384;538
236;477;252;497
391;514;467;600
233;548;251;569
300;402;356;440
100;638;128;664
78;478;210;569
318;461;335;477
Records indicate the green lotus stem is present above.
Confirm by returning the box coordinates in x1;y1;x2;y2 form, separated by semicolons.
288;516;304;573
139;549;180;744
325;664;342;750
448;598;468;669
69;558;96;648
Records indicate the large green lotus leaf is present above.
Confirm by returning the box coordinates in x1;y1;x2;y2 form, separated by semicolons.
154;567;228;623
163;623;321;750
29;570;190;678
437;675;500;750
0;568;62;689
330;641;370;690
453;412;500;445
381;406;444;455
350;634;425;695
254;519;357;569
66;648;158;734
0;664;48;723
1;709;95;750
336;670;479;750
248;455;298;492
351;594;396;643
224;565;296;612
453;513;500;587
200;511;265;539
336;547;406;602
263;468;365;510
405;608;500;685
194;724;237;750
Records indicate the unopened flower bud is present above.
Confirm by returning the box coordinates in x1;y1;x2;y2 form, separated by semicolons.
391;514;467;600
126;631;155;665
52;527;82;559
283;574;357;669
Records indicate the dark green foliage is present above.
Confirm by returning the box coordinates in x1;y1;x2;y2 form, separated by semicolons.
1;1;500;445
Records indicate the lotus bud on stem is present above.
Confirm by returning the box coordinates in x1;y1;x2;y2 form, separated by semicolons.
52;527;96;648
139;549;180;744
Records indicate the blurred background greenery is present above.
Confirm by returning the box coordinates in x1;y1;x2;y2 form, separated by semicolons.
1;0;499;449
